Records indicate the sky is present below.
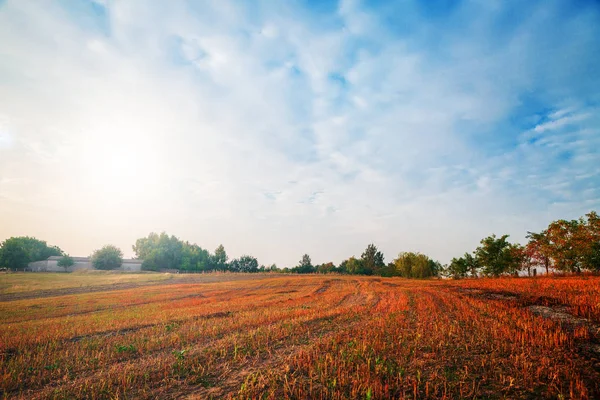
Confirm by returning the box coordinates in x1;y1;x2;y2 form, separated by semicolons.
0;0;599;267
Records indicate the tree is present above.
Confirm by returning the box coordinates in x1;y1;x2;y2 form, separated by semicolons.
377;262;398;277
344;257;364;274
529;212;600;273
463;253;480;277
133;232;183;271
525;231;552;275
577;211;600;271
229;255;258;272
293;254;315;274
91;245;123;270
475;234;522;276
507;244;527;276
585;242;600;271
180;243;211;272
0;239;29;270
0;236;62;270
545;220;580;273
316;262;336;274
212;244;229;270
360;244;385;275
392;252;438;278
447;256;469;279
428;259;442;277
132;232;158;259
57;255;75;272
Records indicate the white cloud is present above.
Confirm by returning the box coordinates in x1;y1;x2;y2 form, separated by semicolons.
0;0;598;266
533;112;591;133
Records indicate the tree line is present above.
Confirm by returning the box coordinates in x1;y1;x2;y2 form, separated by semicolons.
1;211;598;277
289;245;441;278
446;211;600;278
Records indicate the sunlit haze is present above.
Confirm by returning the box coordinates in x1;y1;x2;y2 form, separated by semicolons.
1;0;599;266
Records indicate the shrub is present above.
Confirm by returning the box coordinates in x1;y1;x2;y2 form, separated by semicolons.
91;245;123;270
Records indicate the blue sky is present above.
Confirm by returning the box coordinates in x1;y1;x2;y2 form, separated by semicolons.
0;0;599;266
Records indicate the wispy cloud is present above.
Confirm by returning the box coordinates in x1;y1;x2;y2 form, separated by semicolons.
0;0;598;265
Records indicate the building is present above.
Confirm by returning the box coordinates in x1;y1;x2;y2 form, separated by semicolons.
27;256;143;272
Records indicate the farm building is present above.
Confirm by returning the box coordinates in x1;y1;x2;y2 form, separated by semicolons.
27;256;143;272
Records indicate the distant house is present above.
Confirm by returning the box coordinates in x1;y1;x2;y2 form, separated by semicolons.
27;256;143;272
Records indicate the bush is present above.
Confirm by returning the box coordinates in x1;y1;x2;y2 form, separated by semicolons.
91;245;123;270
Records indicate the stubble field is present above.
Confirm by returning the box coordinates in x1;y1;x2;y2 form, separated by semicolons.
1;272;600;399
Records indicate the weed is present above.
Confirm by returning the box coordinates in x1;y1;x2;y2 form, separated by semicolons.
115;344;136;353
172;349;187;360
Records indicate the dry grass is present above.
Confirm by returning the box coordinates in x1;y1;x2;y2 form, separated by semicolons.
0;271;275;301
1;273;599;399
0;270;171;295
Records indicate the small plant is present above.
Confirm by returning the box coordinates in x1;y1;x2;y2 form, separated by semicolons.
115;344;136;353
173;349;187;361
165;322;180;332
44;363;59;371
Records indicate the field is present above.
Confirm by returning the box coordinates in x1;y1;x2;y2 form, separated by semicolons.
1;273;600;399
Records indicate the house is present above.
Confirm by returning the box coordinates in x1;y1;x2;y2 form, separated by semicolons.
27;256;143;272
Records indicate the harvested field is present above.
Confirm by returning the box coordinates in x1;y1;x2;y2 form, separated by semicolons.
0;271;276;301
1;273;600;399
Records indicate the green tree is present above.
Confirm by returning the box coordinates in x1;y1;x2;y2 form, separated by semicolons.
360;244;385;275
91;245;123;270
293;254;315;274
475;234;522;276
57;254;75;272
132;232;159;260
447;256;468;279
545;220;580;272
585;242;600;271
229;255;259;272
180;243;211;272
0;239;29;270
344;257;364;274
212;244;229;270
576;211;600;271
428;259;442;277
316;262;336;274
507;244;527;276
133;232;183;271
338;259;349;274
377;262;399;277
393;252;439;278
0;236;62;270
463;253;479;277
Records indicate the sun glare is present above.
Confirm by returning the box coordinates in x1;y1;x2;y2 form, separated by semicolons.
78;127;162;203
